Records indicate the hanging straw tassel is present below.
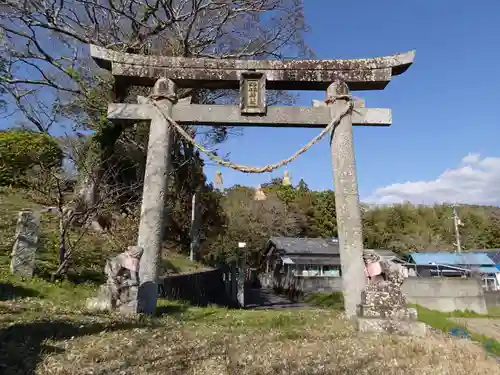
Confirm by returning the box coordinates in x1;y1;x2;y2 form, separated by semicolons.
214;170;223;188
282;170;292;186
254;184;267;201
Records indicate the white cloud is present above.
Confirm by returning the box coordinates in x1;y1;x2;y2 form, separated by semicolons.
365;153;500;206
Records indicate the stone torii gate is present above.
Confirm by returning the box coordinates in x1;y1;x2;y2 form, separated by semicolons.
90;45;415;316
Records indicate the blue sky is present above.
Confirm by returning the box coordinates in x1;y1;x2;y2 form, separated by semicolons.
204;0;500;205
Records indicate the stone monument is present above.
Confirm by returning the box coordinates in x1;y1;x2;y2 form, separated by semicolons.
86;246;143;315
90;44;415;315
10;209;40;278
357;250;427;336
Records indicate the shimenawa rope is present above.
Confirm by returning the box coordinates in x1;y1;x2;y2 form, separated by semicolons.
148;95;353;174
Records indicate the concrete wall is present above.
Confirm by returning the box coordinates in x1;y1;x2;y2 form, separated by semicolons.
159;268;238;308
483;291;500;310
402;277;488;314
259;272;342;294
296;276;342;293
260;272;490;314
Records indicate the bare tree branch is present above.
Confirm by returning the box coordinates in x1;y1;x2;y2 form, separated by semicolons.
0;0;310;132
0;0;311;239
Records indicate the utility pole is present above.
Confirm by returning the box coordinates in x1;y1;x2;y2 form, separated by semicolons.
189;193;201;261
452;204;463;253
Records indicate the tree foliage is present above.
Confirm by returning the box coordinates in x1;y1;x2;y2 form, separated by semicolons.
0;129;63;187
203;179;500;268
205;184;308;264
5;131;500;276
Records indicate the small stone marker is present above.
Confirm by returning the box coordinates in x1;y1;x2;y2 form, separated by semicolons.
10;209;40;278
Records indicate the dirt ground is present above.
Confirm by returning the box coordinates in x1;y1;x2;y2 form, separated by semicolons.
452;318;500;341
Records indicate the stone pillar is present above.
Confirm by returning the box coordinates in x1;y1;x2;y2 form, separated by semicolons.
10;209;40;278
327;81;366;318
137;78;176;315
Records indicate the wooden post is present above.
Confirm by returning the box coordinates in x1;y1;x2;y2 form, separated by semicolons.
136;78;176;315
327;81;366;318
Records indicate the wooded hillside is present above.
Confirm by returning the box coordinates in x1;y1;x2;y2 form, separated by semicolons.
206;179;500;265
2;130;500;277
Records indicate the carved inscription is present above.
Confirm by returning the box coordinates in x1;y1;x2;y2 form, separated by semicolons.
246;79;259;107
240;71;266;115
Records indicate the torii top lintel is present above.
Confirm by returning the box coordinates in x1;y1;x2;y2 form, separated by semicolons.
90;45;415;91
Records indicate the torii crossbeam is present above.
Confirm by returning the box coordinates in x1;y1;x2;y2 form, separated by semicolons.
108;100;392;127
90;45;415;317
91;45;414;91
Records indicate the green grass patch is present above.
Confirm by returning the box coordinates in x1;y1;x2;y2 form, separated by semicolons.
304;292;344;310
156;298;308;330
0;272;321;351
414;305;460;332
160;252;209;274
2;274;500;374
411;306;500;319
1;270;306;335
439;309;500;318
0;269;95;306
487;307;500;317
1;187;209;284
415;305;500;357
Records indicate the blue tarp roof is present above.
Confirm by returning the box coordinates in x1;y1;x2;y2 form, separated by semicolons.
482;249;500;264
409;252;495;266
